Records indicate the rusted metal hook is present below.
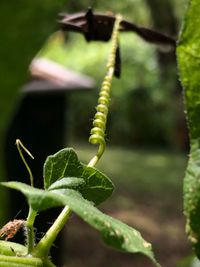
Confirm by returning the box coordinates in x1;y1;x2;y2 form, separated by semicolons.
59;8;176;78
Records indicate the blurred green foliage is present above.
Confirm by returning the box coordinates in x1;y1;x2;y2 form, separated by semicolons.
0;0;66;222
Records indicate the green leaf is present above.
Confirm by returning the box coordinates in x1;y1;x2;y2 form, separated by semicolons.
0;241;27;256
44;148;81;189
1;182;160;266
48;177;85;191
184;148;200;249
0;241;54;267
177;0;200;259
79;165;114;205
1;182;63;212
56;189;161;267
43;148;114;204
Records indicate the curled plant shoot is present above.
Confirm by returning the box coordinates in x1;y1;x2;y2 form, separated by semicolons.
16;139;34;187
16;139;37;254
88;14;122;168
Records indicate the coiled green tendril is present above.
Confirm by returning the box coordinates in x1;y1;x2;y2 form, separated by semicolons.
88;14;122;167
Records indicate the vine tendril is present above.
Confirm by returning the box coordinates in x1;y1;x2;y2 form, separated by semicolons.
16;139;34;187
88;14;122;167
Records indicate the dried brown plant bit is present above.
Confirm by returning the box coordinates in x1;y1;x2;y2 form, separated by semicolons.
0;219;26;240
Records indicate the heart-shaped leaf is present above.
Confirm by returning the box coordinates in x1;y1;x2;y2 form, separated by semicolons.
1;182;160;266
44;148;81;189
43;148;114;204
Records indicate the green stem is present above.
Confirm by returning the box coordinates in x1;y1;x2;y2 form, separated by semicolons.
26;207;37;254
15;140;37;253
87;143;105;167
33;206;71;258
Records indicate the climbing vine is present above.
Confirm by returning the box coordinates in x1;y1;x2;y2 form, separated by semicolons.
0;15;160;267
88;14;122;167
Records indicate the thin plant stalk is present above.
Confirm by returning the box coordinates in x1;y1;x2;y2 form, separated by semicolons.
26;207;37;254
32;206;71;258
16;139;36;253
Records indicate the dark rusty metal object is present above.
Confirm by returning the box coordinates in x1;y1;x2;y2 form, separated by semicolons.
59;8;176;78
59;8;176;45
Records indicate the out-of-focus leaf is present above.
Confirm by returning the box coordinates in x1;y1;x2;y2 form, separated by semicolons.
177;0;200;259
